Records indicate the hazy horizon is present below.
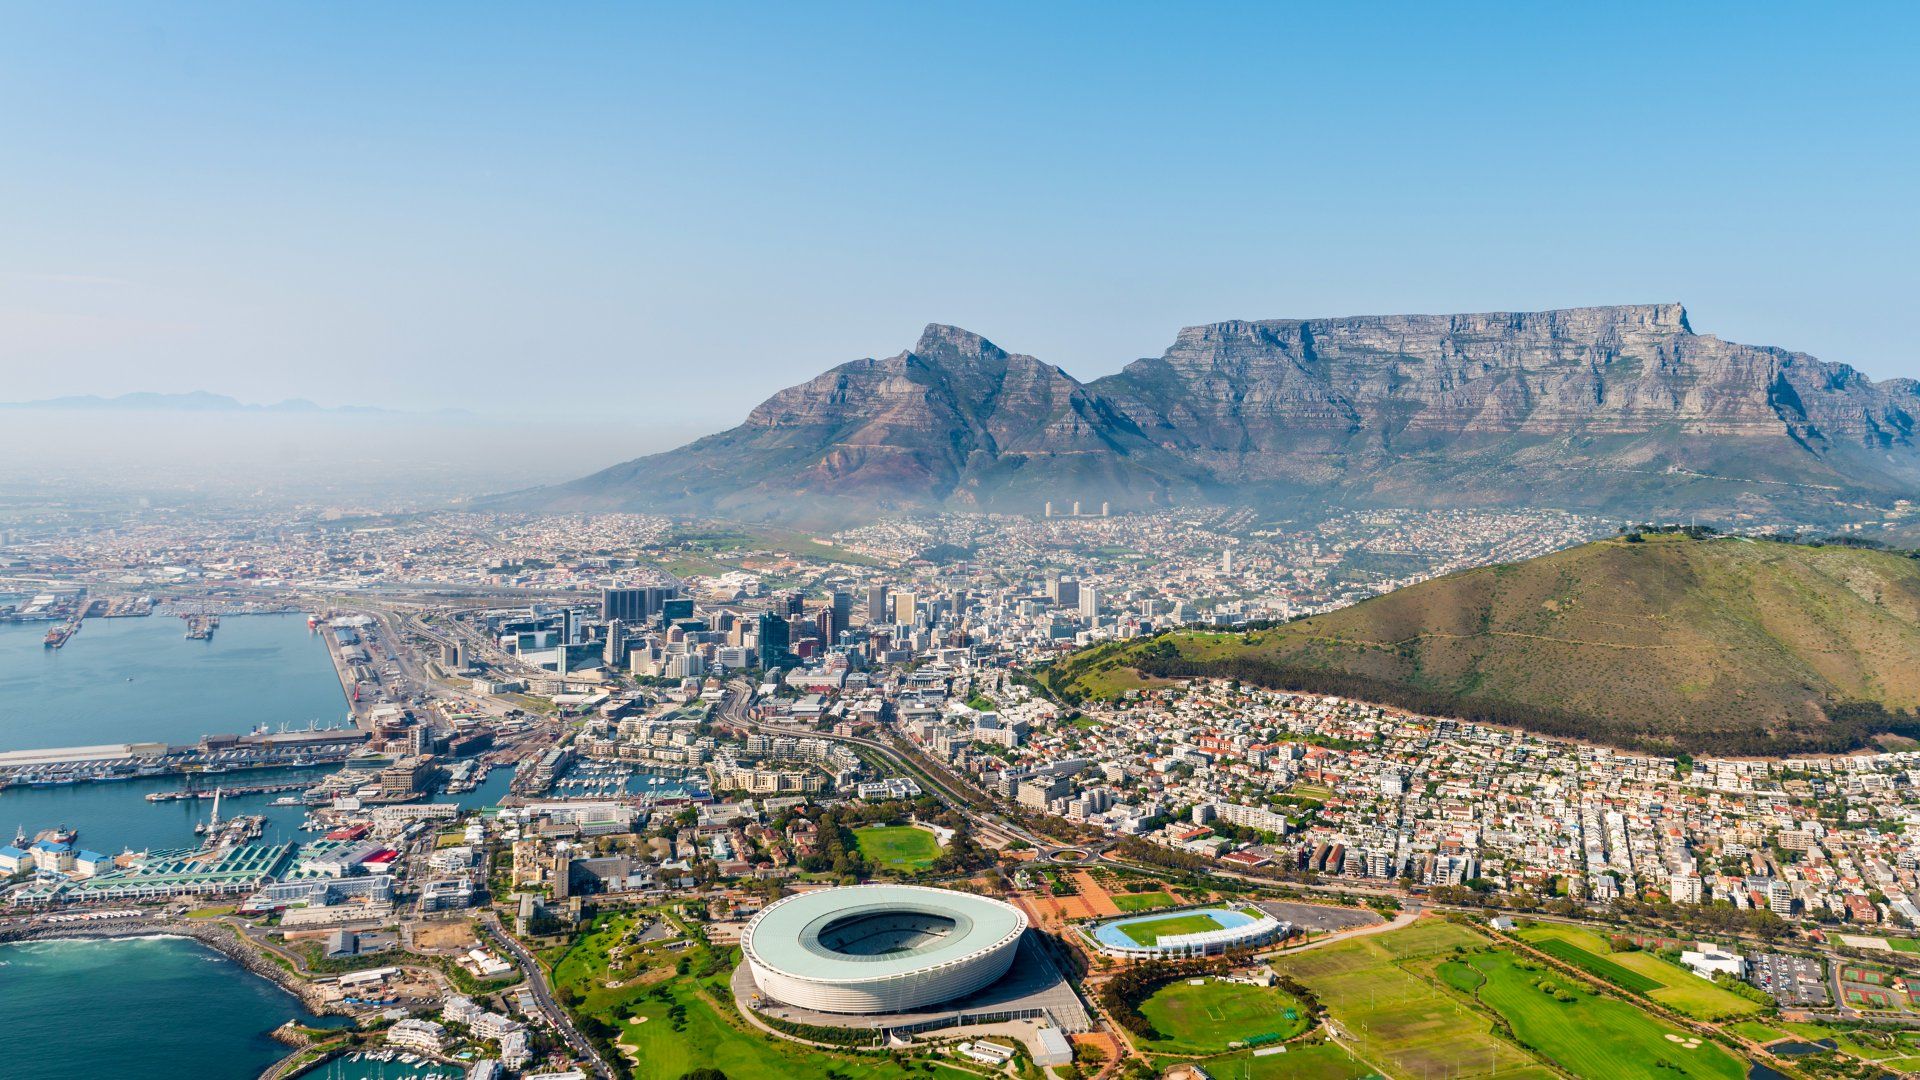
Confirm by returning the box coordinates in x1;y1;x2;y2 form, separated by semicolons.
2;4;1914;434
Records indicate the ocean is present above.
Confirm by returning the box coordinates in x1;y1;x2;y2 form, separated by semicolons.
0;612;351;751
0;613;497;1078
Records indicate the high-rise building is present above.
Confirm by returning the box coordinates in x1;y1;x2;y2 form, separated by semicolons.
756;611;790;669
604;620;627;667
601;586;677;624
829;590;852;642
1078;587;1102;618
891;592;917;625
780;591;805;616
866;585;889;624
1053;579;1079;611
662;597;695;623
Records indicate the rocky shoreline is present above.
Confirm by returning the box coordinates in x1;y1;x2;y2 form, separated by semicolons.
0;917;349;1016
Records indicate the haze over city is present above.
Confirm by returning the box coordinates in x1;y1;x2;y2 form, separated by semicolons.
5;8;1920;1080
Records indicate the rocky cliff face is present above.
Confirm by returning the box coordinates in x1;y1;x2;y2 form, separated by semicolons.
523;305;1920;524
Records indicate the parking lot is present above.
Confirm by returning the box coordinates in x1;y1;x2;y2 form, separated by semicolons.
1748;951;1829;1007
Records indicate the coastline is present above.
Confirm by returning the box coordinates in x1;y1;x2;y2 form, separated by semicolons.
0;917;348;1017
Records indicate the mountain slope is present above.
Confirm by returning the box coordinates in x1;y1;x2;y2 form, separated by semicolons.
1050;533;1920;754
515;305;1920;525
528;324;1211;517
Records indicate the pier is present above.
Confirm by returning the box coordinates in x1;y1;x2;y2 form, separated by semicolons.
0;729;369;789
146;780;314;802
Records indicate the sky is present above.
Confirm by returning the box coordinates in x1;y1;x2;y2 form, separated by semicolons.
1;3;1915;444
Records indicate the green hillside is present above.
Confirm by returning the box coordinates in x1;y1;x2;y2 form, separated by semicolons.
1050;533;1920;754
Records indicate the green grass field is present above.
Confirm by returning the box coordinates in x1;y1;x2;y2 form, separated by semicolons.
1120;911;1228;946
1727;1019;1790;1043
1515;922;1764;1019
1441;950;1745;1080
1530;938;1664;992
852;825;942;871
621;978;918;1080
1137;979;1310;1054
1191;1041;1373;1080
549;910;922;1080
1111;890;1177;912
1269;919;1556;1080
1886;937;1920;954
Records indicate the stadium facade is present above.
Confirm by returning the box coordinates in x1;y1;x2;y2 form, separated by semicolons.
742;884;1028;1014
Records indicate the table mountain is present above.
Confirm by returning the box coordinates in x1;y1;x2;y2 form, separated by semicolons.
514;304;1920;524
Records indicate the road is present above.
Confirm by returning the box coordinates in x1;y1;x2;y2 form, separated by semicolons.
478;911;614;1079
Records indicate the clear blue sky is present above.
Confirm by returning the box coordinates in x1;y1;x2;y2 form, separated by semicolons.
2;3;1914;433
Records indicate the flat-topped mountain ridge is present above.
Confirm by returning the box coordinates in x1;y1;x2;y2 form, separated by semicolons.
514;304;1920;524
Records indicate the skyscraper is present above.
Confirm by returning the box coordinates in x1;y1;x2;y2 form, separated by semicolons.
866;585;889;624
829;589;852;642
756;611;790;669
891;591;917;625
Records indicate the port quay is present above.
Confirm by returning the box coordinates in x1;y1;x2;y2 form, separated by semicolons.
0;727;369;789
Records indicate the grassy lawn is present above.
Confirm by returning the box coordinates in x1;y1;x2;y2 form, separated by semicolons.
1270;919;1556;1080
1529;938;1663;992
1189;1041;1373;1079
852;825;942;871
1885;936;1920;954
1111;890;1176;913
1441;950;1744;1080
621;976;918;1080
549;910;921;1080
1120;911;1228;946
1072;664;1172;699
1727;1019;1790;1043
1515;922;1764;1019
1137;979;1310;1054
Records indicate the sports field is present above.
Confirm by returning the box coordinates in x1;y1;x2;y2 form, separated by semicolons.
852;825;942;871
1441;950;1745;1080
1269;918;1555;1080
1111;890;1177;912
1120;911;1229;945
1136;979;1310;1054
1514;922;1764;1019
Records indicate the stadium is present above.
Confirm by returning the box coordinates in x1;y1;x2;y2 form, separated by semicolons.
741;884;1029;1014
1082;905;1289;959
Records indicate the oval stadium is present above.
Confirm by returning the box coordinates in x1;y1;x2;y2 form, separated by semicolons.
742;884;1028;1014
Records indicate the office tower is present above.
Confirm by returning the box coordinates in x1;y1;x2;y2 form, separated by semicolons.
866;585;889;624
756;611;790;669
604;620;627;667
1222;549;1234;574
601;585;676;624
1078;586;1102;618
891;591;917;625
1054;579;1079;611
780;590;805;616
662;598;694;623
829;589;852;642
